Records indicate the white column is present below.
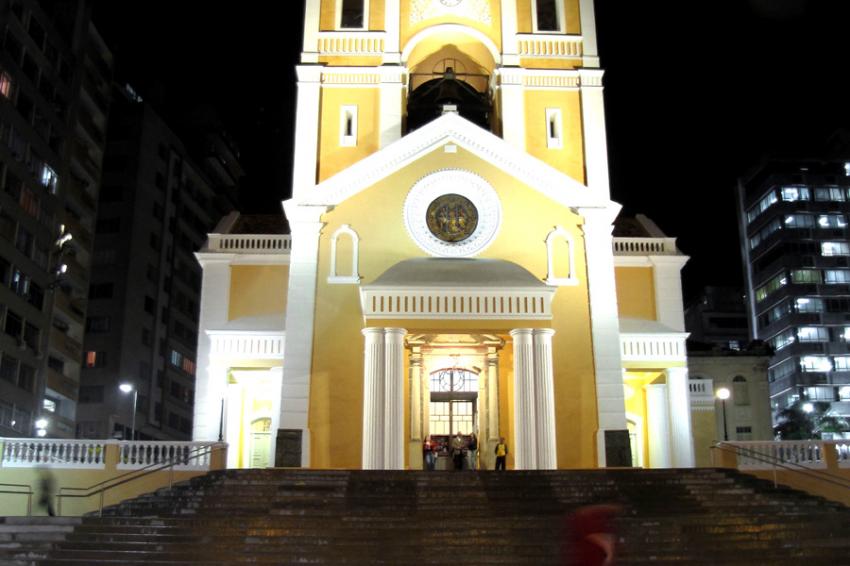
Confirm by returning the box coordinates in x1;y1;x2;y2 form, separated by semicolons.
666;367;696;467
497;68;525;151
510;328;536;469
280;202;328;467
383;0;401;64
646;384;671;468
650;256;690;332
292;66;322;199
362;328;385;469
533;329;557;469
579;206;629;467
192;257;232;441
486;349;500;441
578;0;600;68
379;67;406;148
409;348;423;441
500;0;519;66
384;328;406;469
578;70;610;197
225;380;243;469
301;0;321;63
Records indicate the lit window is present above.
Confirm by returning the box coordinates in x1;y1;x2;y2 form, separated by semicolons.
839;386;850;400
791;269;822;284
181;358;196;376
795;297;824;313
769;329;795;351
534;0;564;32
0;71;12;98
545;108;563;149
800;356;832;372
338;0;368;29
84;351;106;368
825;270;850;284
340;105;358;147
780;186;810;202
43;398;56;413
170;350;183;367
747;191;779;223
834;357;850;371
817;214;847;228
755;273;787;302
804;385;835;400
815;187;846;202
797;326;829;343
784;214;815;229
822;242;850;256
40;164;58;194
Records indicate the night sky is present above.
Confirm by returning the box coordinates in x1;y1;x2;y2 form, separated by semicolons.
92;1;850;302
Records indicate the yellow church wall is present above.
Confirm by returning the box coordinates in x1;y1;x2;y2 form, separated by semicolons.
519;58;581;70
399;1;501;54
319;56;385;66
308;145;598;469
228;265;289;321
691;409;717;467
614;267;656;320
370;0;386;30
515;0;580;34
319;0;335;30
523;90;584;183
318;88;381;181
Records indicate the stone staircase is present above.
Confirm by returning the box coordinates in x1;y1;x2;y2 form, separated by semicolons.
1;468;849;565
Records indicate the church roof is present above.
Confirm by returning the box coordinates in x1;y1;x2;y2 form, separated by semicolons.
367;258;546;289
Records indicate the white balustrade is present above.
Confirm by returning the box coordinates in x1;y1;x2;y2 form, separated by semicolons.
1;439;106;469
723;440;826;470
317;31;386;56
209;333;285;359
117;441;217;471
360;290;554;320
688;379;715;405
612;237;679;256
206;234;291;254
620;334;687;362
516;34;583;59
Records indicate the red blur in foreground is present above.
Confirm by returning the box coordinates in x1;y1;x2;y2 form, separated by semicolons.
562;504;622;566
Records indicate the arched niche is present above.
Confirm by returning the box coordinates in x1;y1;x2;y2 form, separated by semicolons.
328;224;361;285
544;226;578;286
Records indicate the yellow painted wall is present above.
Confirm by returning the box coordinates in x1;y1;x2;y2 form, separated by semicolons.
523;90;584;182
318;88;381;181
615;267;656;320
400;0;501;53
228;265;289;321
308;146;598;469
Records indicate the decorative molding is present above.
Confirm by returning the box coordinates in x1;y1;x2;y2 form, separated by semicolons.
360;288;555;320
613;237;678;256
328;224;362;284
401;24;500;65
296;113;609;212
205;234;291;253
544;226;578;286
516;34;582;59
410;0;492;25
403;169;501;257
620;332;688;363
207;331;285;360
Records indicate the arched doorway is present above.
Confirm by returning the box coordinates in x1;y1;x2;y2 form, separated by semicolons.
429;366;479;470
249;417;272;468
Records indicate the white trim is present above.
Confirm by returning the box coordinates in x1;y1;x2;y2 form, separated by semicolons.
340;105;358;147
516;34;583;59
545;108;563;149
383;0;401;63
296;113;608;210
578;0;600;67
579;70;610;197
531;0;566;34
360;287;555;320
302;0;321;63
337;0;370;30
500;0;519;65
207;331;286;360
328;224;361;284
620;332;688;363
292;66;323;197
544;226;578;286
403;169;502;258
317;31;386;56
401;24;501;65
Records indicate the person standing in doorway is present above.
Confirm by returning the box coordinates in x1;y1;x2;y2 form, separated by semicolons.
451;431;465;470
495;437;508;470
423;435;436;471
467;432;478;470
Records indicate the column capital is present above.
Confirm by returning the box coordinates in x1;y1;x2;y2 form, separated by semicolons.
362;327;385;338
509;328;534;338
532;328;556;338
385;327;407;338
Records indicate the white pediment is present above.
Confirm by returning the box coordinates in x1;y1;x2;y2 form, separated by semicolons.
291;112;612;210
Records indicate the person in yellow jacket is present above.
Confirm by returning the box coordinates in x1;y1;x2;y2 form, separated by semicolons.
494;437;508;470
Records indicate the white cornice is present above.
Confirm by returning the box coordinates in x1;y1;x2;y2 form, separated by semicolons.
293;113;611;211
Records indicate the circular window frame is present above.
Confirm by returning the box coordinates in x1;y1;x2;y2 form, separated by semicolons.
403;170;501;257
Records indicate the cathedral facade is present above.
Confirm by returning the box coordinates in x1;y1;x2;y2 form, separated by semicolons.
193;0;696;470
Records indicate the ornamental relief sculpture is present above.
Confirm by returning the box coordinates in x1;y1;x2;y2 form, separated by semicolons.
410;0;492;26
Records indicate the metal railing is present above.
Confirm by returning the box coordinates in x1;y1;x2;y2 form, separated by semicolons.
0;482;33;516
711;441;850;492
57;442;225;517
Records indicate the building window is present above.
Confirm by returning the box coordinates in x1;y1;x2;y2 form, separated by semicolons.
545;108;563;149
39;164;58;193
834;356;850;371
85;316;111;333
755;273;787;302
0;354;19;384
769;328;795;351
732;375;750;406
747;191;778;224
815;187;846;202
340;105;358;147
822;242;850;256
328;224;361;284
825;270;850;284
4;310;22;339
89;283;114;299
800;356;832;373
790;269;822;284
84;351;107;368
338;0;368;29
818;214;847;228
144;296;155;314
170;350;183;367
797;326;829;343
768;359;795;382
784;214;814;229
795;297;824;313
0;71;12;98
533;0;564;32
805;386;835;401
781;185;810;201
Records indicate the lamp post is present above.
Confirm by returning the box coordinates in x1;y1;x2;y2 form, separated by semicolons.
119;383;138;440
716;387;731;441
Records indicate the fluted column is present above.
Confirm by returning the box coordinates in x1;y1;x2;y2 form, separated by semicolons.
486;349;500;441
533;329;557;469
409;348;423;441
666;367;695;468
511;329;536;469
384;328;406;470
646;384;671;468
362;328;385;469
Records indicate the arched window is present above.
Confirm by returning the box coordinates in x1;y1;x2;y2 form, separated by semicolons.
328;224;361;284
544;226;578;286
732;375;750;406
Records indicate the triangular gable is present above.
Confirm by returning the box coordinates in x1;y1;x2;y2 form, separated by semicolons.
293;113;612;210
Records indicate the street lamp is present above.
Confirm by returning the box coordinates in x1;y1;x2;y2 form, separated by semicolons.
716;387;731;442
35;417;49;438
119;383;138;441
802;402;815;414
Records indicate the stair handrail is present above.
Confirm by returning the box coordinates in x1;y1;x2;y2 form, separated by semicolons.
711;441;850;491
0;482;33;516
57;442;225;517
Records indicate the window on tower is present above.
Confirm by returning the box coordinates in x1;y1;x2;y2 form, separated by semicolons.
339;0;367;29
534;0;563;32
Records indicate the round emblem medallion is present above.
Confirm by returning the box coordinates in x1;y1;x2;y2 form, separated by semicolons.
440;0;462;6
426;194;478;243
403;170;501;258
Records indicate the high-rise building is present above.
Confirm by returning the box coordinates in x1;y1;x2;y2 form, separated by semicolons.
738;153;850;420
76;87;239;441
0;0;112;438
685;286;749;351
